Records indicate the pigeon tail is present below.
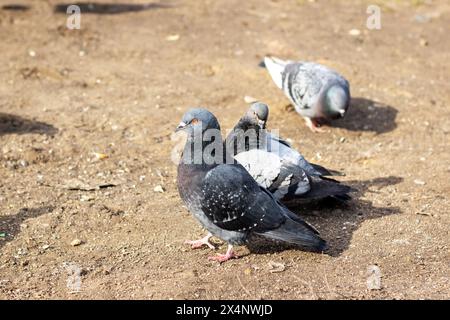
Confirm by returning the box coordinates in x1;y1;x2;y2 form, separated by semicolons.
259;217;327;252
299;176;354;201
310;163;345;176
262;56;289;89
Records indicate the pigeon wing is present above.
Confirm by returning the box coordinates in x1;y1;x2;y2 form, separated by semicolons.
200;164;285;233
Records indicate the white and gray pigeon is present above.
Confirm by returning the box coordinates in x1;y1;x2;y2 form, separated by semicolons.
176;108;326;262
262;56;351;132
225;102;352;203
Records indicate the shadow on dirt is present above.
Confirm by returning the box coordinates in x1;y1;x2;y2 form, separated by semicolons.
54;2;172;14
0;206;55;249
247;176;403;257
0;113;58;136
331;98;398;134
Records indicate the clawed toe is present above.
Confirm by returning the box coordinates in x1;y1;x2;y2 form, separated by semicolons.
184;234;215;250
208;253;238;263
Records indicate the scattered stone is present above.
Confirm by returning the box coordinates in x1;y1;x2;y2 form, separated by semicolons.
154;185;165;193
93;152;108;160
419;38;428;47
166;34;180;41
244;95;258;104
80;194;95;202
28;49;36;57
18;159;29;167
268;261;286;273
349;29;361;36
367;265;382;290
414;179;426;185
70;239;82;247
42;244;50;250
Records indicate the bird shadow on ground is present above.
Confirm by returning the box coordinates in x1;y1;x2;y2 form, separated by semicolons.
330;97;398;134
247;176;403;257
0;206;54;250
54;2;172;14
0;113;58;136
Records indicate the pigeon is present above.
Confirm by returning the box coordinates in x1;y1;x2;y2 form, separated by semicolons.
225;102;353;203
176;108;326;262
262;56;351;132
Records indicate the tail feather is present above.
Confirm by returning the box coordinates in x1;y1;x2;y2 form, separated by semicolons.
332;194;352;201
259;217;327;252
262;56;288;89
310;163;345;176
297;176;353;201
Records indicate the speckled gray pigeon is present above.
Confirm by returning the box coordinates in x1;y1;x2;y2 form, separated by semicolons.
176;108;326;262
262;56;350;132
225;102;352;203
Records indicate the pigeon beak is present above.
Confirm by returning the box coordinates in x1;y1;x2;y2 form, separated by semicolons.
175;121;187;132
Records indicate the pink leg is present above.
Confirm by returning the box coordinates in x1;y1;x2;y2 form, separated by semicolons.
208;244;239;263
304;117;325;133
185;233;215;250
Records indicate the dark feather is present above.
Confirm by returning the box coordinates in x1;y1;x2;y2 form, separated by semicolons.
310;163;344;176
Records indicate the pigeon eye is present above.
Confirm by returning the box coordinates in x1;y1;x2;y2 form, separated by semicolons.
190;118;199;125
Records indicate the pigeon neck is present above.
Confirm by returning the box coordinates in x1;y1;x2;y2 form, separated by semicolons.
226;117;264;156
181;130;225;166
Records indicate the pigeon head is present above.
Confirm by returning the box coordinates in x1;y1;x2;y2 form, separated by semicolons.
245;102;269;129
176;108;220;134
323;85;350;119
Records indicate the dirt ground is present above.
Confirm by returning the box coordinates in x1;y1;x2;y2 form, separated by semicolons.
0;0;449;300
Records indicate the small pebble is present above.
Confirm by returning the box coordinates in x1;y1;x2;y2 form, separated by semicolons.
71;239;82;246
349;29;361;36
166;34;180;41
268;261;286;273
244;95;258;104
19;160;29;167
154;185;165;193
367;265;382;290
419;38;428;47
93;152;108;160
80;194;94;202
414;179;426;185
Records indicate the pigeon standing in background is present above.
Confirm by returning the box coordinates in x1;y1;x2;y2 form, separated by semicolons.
176;108;326;262
226;102;353;203
262;56;351;132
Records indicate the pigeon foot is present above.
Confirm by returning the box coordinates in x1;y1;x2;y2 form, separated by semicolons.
208;245;238;263
185;233;215;249
304;117;326;133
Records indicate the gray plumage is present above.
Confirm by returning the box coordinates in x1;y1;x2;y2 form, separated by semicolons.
176;108;326;255
263;56;350;130
226;102;353;202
